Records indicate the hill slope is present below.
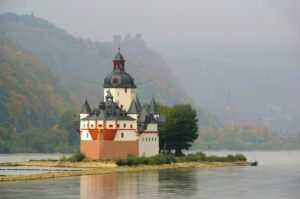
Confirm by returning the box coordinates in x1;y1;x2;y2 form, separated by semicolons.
0;33;78;152
0;13;191;109
0;32;76;130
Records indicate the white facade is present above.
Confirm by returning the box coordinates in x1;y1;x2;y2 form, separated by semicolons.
139;133;159;157
104;88;136;111
114;130;138;141
81;129;93;141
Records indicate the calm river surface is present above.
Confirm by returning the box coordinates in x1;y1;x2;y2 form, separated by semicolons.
0;151;299;199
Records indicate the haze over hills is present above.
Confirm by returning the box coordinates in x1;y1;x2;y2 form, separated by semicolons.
155;42;300;133
0;13;191;110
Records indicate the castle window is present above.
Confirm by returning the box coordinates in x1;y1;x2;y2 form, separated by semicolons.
112;77;119;84
117;124;120;128
98;124;102;127
121;133;124;138
91;124;94;128
125;88;127;93
109;124;113;128
123;123;126;128
130;124;133;128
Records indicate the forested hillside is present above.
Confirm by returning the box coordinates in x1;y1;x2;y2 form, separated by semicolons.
0;13;191;108
0;33;78;152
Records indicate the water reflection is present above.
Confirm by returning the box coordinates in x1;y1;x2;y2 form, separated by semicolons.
0;151;299;199
80;169;197;199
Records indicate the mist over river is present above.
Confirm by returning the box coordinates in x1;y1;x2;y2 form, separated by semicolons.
0;151;299;199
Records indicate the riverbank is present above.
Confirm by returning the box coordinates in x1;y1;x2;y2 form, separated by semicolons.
0;161;251;182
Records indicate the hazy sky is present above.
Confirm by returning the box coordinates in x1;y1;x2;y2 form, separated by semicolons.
1;0;299;47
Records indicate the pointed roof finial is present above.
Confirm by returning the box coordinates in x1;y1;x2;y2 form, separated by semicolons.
114;47;124;61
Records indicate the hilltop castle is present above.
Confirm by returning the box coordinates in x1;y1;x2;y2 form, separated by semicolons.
76;49;164;159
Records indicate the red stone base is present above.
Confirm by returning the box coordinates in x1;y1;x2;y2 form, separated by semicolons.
80;140;138;160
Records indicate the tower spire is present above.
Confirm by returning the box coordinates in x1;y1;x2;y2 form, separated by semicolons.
113;48;125;71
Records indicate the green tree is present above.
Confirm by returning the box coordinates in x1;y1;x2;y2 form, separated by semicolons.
59;110;79;147
159;104;198;156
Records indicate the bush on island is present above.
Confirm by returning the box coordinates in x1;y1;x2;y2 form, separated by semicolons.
234;154;247;161
116;154;176;166
115;152;247;166
62;152;85;162
182;152;206;162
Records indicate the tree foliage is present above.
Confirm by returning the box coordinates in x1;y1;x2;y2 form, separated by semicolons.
158;104;198;156
0;33;79;153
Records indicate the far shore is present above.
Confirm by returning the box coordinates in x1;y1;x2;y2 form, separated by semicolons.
0;160;251;182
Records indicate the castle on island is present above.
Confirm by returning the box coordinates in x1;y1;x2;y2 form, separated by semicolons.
76;49;164;159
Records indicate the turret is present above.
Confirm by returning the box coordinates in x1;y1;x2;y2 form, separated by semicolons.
103;48;137;111
149;97;159;119
113;48;125;71
80;99;91;119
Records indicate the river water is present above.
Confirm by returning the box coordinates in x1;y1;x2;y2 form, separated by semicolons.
0;151;299;199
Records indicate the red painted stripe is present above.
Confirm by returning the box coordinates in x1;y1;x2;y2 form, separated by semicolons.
88;129;99;140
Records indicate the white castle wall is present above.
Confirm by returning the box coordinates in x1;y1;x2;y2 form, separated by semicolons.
114;129;138;141
146;123;158;131
104;88;136;111
139;133;159;157
81;129;92;141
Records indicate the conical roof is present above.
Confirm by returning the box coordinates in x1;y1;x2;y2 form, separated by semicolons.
128;99;139;114
138;104;150;122
148;97;157;114
114;48;125;61
136;95;142;110
80;99;91;114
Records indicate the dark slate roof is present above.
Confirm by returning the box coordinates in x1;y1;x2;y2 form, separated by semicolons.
138;104;150;123
80;99;91;114
128;99;139;114
114;48;124;61
82;92;135;121
148;97;158;114
136;95;142;110
103;70;136;88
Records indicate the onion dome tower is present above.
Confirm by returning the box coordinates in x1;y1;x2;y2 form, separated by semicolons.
103;48;137;111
